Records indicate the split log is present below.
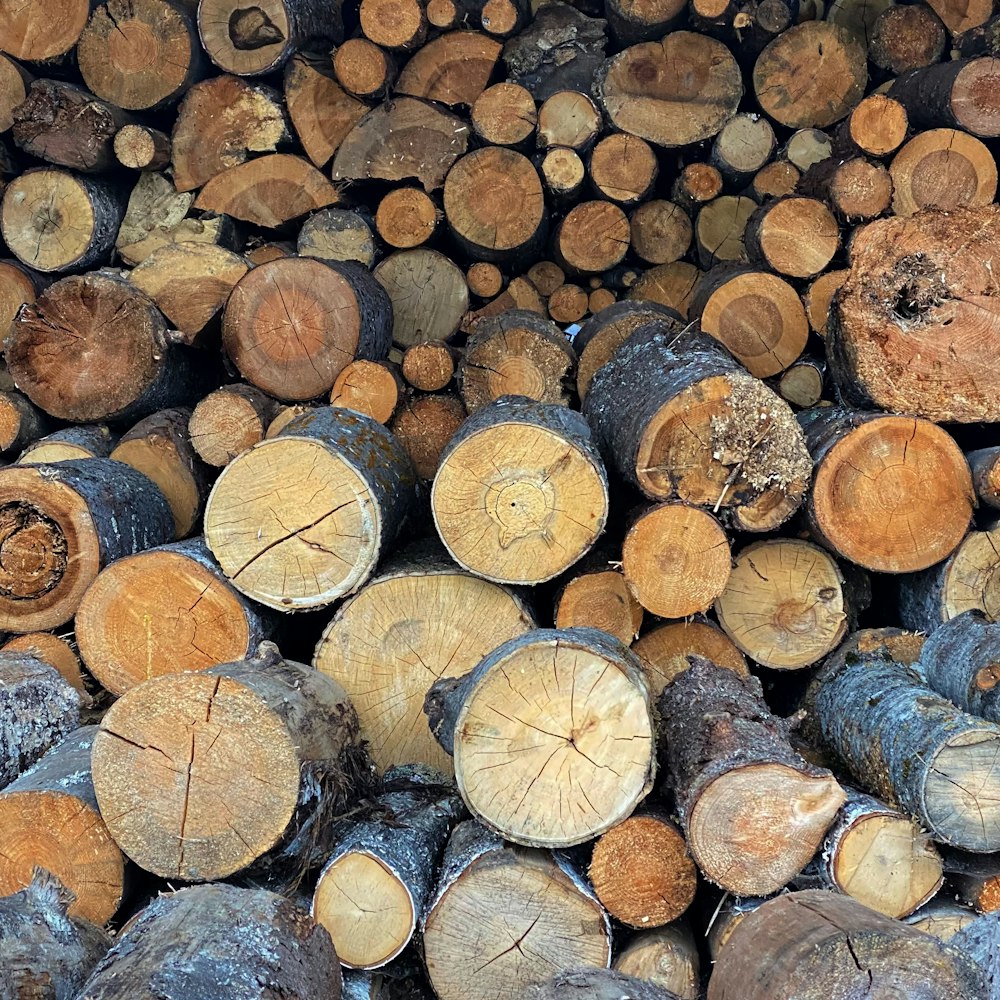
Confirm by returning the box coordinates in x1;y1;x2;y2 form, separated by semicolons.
1;169;124;273
204;407;416;611
625;263;701;318
395;32;500;104
799;406;974;573
389;394;467;480
0;459;173;633
943;849;1000;913
188;384;279;468
803;270;848;338
0;870;111;998
553;555;643;644
77;883;342;1000
0;0;95;61
0;727;123;925
375;188;438;250
422;821;612;1000
314;540;533;773
629;200;691;267
333;38;397;100
299;209;377;268
951;912;1000;998
401;342;456;392
75;537;274;696
1;633;87;696
92;643;371;882
312;767;464;969
906;899;979;941
707;890;986;1000
744;196;839;279
113;124;172;170
694;195;756;268
612;925;699;1000
776;358;825;408
0;55;32;134
0;391;47;456
658;659;845;895
583;324;812;532
889;57;1000;138
223;257;391;402
526;969;681;1000
870;4;947;76
17;425;116;464
7;271;201;423
431;396;607;584
589;812;696;928
470;82;536;146
537;90;602;150
330;359;403;425
970;447;1000;510
709;113;776;186
554;200;630;275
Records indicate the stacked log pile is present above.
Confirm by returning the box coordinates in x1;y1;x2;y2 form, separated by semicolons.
4;0;1000;996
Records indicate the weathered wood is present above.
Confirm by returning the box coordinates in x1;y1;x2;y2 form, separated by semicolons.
389;393;467;480
1;632;87;696
0;390;48;456
694;195;756;268
613;925;699;1000
527;969;681;1000
114;124;172;170
710;113;775;186
17;425;117;464
0;55;32;134
906;899;979;941
951;911;1000;998
537;90;601;150
299;209;377;268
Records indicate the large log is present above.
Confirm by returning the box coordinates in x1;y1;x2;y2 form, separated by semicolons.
0;0;97;61
889;57;1000;138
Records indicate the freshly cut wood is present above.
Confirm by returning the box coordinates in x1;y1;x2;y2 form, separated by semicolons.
78;0;204;111
800;156;892;221
376;188;438;249
555;200;629;274
554;558;643;644
829;206;1000;423
777;358;826;408
1;633;86;695
458;309;575;411
811;636;1000;851
753;23;866;128
589;133;657;204
870;4;946;76
841;93;909;158
265;404;315;438
333;38;397;100
744;196;839;279
0;727;123;925
0;656;80;788
622;502;731;619
197;0;342;76
467;262;504;298
194;154;338;227
694;195;756;268
1;169;124;272
188;384;279;468
547;284;588;323
360;0;426;49
0;0;94;61
205;407;416;611
330;359;403;425
889;128;997;216
77;883;342;1000
583;325;812;532
527;969;682;1000
537;91;602;149
0;54;31;133
92;643;369;881
629;200;691;266
114;124;172;170
707;890;985;1000
422;822;611;1000
390;394;467;479
298;208;377;267
906;899;979;941
223;257;391;402
331;98;469;192
0;390;47;456
749;160;800;201
313;768;463;969
18;425;116;464
613;925;699;1000
969;447;1000;509
396;32;501;105
890;57;1000;138
171;75;290;193
0;870;110;998
943;850;1000;912
374;249;469;348
589;288;616;313
401;342;456;392
660;659;844;894
470;82;536;146
626;262;701;318
595;32;742;148
539;147;585;202
8;271;199;423
671;162;722;212
432;396;606;584
632;618;748;701
0;459;173;633
709;113;775;185
589;812;696;928
801;406;973;572
803;269;848;337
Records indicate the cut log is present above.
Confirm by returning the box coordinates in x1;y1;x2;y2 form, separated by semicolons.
188;384;279;468
396;32;500;105
330;359;403;425
92;643;371;881
77;883;342;1000
205;407;416;611
432;396;606;584
629;200;691;267
783;127;832;170
548;282;586;323
744;196;839;279
7;271;200;423
467;262;504;299
425;628;654;846
589;812;696;928
588;133;658;204
840;93;909;158
0;0;95;61
17;425;116;464
800;156;893;222
389;393;467;480
589;288;616;313
594;32;742;148
78;0;204;111
706;890;986;1000
749;160;800;201
694;195;756;268
0;459;173;633
869;4;946;76
553;557;643;644
970;447;1000;510
422;821;611;1000
0;390;47;456
113;124;172;170
375;188;438;250
539;147;586;203
1;169;124;273
0;260;44;347
622;502;731;619
299;208;377;268
671;163;723;213
333;38;397;100
537;90;602;150
776;358;825;408
709;113;776;186
803;269;848;338
907;899;979;941
312;767;464;969
0;54;32;134
458;310;575;411
0;727;123;924
1;633;86;695
463;275;546;329
626;262;701;318
470;82;536;146
527;969;681;1000
707;896;767;959
401;341;456;392
800;406;974;573
889;57;1000;138
583;324;812;532
197;0;342;76
0;870;111;998
223;257;391;402
554;200;630;275
374;248;469;348
659;659;845;895
613;925;699;1000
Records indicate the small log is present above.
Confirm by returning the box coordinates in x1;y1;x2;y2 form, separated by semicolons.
547;283;588;323
0;260;44;346
629;200;691;267
0;390;48;456
265;404;316;438
694;195;756;268
539;147;586;204
659;659;845;895
803;269;848;338
800;156;893;222
312;768;464;969
589;812;696;928
0;727;123;924
671;162;722;213
589;288;616;313
1;169;124;273
783;127;832;171
113;124;172;170
470;82;536;146
389;393;466;480
906;899;979;941
0;55;32;134
432;396;606;584
709;113;776;186
401;341;456;392
359;0;427;49
626;262;701;318
298;208;377;268
970;447;1000;509
205;407;416;611
466;262;504;299
333;38;397;100
890;57;1000;138
839;93;909;158
188;384;279;468
92;643;371;882
527;969;681;1000
748;160;800;201
18;425;116;464
395;32;500;104
330;359;404;425
707;890;986;1000
0;0;96;61
375;188;438;250
462;275;546;330
613;925;699;1000
744;195;839;279
554;200;630;276
536;90;602;150
588;133;658;204
777;358;826;408
554;557;643;644
952;912;1000;998
77;883;342;999
870;4;946;76
0;459;173;633
1;633;86;696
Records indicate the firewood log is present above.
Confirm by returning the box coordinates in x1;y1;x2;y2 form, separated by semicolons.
776;357;826;408
783;126;832;170
748;160;800;200
470;82;536;146
1;633;87;696
467;262;505;298
463;275;547;329
626;263;701;318
432;397;607;584
0;727;123;925
969;447;1000;510
799;156;893;222
0;55;32;134
299;209;378;268
188;384;279;468
0;391;47;456
612;925;700;1000
205;407;416;611
330;359;404;424
0;0;97;62
629;200;691;267
694;194;756;267
17;425;116;464
421;821;612;1000
889;57;1000;137
113;124;172;170
744;195;839;279
394;30;499;104
389;393;467;479
906;899;979;941
526;969;681;1000
605;0;684;44
333;38;397;101
803;269;848;338
537;90;602;150
588;134;658;204
401;342;456;392
837;93;909;158
671;162;722;213
869;4;947;76
375;188;438;250
553;554;643;644
0;259;44;344
77;883;342;1000
0;459;173;632
659;659;845;895
554;200;630;275
539;147;586;204
709;112;776;186
707;890;986;999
